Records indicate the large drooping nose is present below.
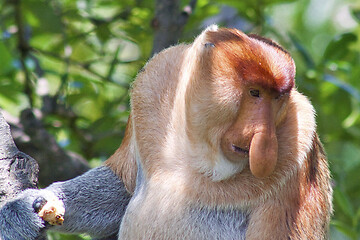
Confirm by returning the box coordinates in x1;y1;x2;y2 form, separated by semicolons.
220;98;278;178
249;125;278;178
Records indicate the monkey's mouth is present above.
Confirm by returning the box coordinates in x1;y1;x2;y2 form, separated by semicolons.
220;139;250;163
231;144;249;155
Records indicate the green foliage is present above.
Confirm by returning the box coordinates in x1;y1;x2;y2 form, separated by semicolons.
0;0;360;239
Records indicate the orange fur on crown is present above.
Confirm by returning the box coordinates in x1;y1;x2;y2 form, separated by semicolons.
206;28;295;94
105;26;332;239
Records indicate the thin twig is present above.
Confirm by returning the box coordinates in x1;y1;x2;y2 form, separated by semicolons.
52;0;72;99
106;45;122;80
32;47;131;89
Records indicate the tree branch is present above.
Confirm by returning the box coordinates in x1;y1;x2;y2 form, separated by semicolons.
13;0;34;107
0;111;39;204
0;110;49;240
32;47;131;89
17;109;90;186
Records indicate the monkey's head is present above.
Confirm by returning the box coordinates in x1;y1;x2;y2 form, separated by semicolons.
184;26;306;182
128;26;316;200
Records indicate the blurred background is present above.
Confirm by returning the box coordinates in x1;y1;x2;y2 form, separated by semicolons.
0;0;359;239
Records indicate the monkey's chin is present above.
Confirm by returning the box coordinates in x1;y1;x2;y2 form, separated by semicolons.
209;155;248;182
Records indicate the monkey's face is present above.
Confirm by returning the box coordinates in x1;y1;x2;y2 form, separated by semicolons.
186;28;295;180
219;84;290;179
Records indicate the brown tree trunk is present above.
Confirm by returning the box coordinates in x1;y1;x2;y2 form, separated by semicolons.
151;0;197;55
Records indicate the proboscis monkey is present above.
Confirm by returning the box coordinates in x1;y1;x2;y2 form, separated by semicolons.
0;26;332;240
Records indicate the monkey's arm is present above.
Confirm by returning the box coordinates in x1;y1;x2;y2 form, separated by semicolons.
0;166;131;240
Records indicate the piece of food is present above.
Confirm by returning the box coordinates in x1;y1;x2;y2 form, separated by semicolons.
33;196;65;225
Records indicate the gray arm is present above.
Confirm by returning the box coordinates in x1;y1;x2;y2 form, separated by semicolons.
0;166;131;240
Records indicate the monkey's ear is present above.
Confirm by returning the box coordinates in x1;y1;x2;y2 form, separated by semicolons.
192;25;218;49
204;42;215;48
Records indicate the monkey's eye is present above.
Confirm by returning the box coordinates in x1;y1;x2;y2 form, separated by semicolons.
249;89;260;98
275;93;288;100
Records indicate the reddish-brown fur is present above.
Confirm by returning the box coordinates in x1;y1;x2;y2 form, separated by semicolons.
106;116;137;193
105;26;332;239
207;29;295;94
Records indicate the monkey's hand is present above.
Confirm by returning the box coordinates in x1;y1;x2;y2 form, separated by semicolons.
0;166;132;240
34;195;65;226
0;189;62;240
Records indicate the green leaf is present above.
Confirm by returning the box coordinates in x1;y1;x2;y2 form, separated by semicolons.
23;0;63;34
95;23;111;43
334;188;355;220
289;33;315;69
331;220;357;239
0;42;14;75
352;9;360;23
323;33;357;61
